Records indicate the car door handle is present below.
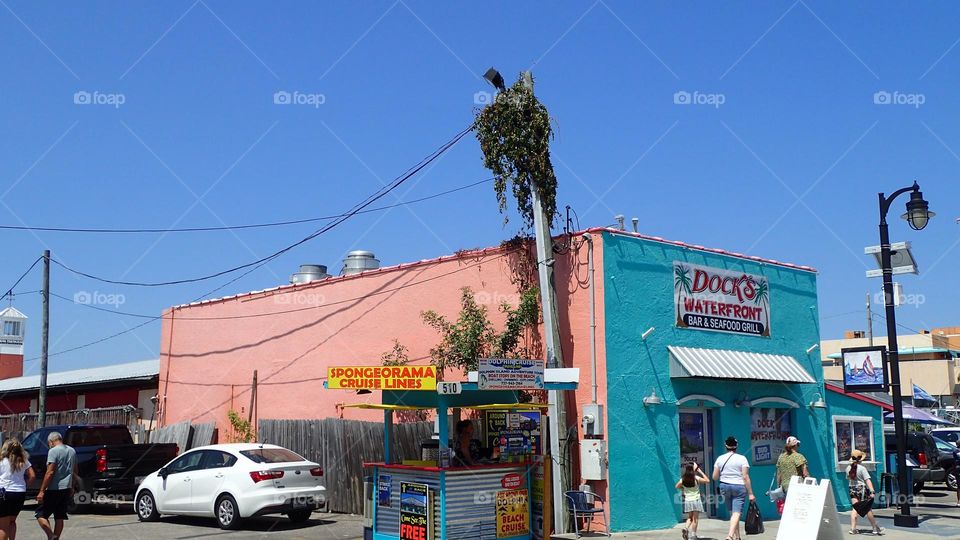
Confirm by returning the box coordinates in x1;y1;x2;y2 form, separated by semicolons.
184;478;191;482
215;473;224;478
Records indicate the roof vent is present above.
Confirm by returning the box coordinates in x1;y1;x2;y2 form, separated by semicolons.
342;250;380;276
290;264;330;285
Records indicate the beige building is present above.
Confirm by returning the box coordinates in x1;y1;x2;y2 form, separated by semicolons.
822;327;960;405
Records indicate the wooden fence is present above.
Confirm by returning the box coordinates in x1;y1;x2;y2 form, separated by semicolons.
0;406;142;441
148;421;216;451
259;418;433;514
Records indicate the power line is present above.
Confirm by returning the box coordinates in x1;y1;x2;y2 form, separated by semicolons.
0;177;493;234
50;125;474;288
46;250;512;322
29;250;512;361
1;257;42;300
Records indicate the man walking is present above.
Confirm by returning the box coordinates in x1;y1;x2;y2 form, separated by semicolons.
35;432;77;540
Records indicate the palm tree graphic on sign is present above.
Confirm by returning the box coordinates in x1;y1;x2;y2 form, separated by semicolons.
674;264;692;327
751;278;770;336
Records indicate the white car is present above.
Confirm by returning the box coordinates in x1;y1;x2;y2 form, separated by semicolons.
931;427;960;448
135;443;326;529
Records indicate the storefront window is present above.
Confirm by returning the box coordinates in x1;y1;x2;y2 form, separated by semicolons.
833;416;874;463
750;408;792;465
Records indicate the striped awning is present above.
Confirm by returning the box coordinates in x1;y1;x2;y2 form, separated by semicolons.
668;345;815;383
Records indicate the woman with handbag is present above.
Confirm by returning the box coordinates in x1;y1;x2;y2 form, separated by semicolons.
775;436;809;496
712;436;755;540
846;449;884;536
0;438;35;540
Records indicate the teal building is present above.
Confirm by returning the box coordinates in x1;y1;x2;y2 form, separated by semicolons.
594;230;886;531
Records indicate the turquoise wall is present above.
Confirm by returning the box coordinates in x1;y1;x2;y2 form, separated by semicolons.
824;391;887;511
601;232;831;531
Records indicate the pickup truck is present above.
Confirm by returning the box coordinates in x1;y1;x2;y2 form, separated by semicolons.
884;431;953;495
22;424;179;505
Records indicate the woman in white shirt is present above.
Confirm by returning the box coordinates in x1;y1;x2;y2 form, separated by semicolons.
0;438;35;540
712;436;755;540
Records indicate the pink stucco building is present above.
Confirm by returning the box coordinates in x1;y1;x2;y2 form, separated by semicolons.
158;235;606;431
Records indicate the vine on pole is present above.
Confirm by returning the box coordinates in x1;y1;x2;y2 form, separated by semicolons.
474;74;558;229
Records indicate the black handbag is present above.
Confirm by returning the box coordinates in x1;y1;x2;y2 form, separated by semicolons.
745;500;764;535
853;496;874;517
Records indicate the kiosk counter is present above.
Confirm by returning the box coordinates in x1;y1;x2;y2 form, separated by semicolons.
340;371;577;540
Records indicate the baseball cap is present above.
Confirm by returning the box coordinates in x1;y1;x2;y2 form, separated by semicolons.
725;436;738;448
786;436;801;447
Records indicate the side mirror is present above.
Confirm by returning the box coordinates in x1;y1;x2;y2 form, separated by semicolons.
159;468;168;479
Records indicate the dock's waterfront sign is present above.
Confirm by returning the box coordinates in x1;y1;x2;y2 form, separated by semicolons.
674;262;771;337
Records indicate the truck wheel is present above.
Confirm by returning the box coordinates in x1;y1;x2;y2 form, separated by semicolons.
912;482;925;495
216;495;242;530
288;509;312;524
136;491;160;522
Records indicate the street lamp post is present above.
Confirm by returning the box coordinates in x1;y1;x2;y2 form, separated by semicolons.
877;181;934;528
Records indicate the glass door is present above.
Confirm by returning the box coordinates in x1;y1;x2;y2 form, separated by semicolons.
679;409;716;517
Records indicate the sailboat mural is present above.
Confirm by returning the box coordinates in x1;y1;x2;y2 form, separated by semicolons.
841;347;888;391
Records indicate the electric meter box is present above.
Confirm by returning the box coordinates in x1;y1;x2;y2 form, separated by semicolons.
580;439;607;480
581;403;604;437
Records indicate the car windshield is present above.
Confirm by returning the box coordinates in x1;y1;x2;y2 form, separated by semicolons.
21;430;48;455
240;448;306;464
933;437;952;451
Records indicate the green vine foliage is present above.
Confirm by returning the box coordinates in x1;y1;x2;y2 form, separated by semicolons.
421;286;540;378
474;75;558;229
380;339;411;366
227;409;255;443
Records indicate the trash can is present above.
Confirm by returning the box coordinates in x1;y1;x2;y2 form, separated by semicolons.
363;475;374;540
886;453;915;505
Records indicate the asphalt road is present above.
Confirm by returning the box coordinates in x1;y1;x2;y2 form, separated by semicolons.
7;504;364;540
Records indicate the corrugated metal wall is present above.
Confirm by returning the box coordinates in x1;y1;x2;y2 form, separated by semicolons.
374;469;441;537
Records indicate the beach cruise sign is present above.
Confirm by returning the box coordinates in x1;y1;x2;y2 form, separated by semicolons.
673;262;771;337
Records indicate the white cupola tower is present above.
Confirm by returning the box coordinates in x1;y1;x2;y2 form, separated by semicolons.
0;306;26;379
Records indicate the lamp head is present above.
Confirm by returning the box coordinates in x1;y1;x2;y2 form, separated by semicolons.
483;68;506;92
901;183;934;231
642;388;662;407
809;393;827;409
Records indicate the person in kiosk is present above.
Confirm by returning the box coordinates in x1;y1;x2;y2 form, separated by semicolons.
713;436;755;540
453;420;482;467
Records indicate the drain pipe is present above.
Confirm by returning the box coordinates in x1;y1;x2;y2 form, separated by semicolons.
582;233;598;404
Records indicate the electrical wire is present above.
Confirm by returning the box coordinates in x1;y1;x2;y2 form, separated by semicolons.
1;257;42;300
0;177;493;234
28;250;514;362
50;125;474;287
46;250;512;322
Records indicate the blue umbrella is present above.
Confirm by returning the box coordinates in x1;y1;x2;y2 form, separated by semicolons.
884;404;954;425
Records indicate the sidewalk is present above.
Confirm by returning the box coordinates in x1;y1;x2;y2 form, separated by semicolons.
552;489;960;540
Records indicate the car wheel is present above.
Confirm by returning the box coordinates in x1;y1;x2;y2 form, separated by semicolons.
288;509;312;524
136;491;160;522
215;495;242;530
912;481;925;495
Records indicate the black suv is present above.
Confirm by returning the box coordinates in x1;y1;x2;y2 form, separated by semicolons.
884;431;954;494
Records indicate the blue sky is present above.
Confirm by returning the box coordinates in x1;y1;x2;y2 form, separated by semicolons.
2;1;959;373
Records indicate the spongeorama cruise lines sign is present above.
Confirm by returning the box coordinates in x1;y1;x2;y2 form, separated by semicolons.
673;262;770;337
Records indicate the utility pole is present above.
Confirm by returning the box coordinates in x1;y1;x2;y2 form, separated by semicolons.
521;71;570;534
866;293;873;346
38;250;50;428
